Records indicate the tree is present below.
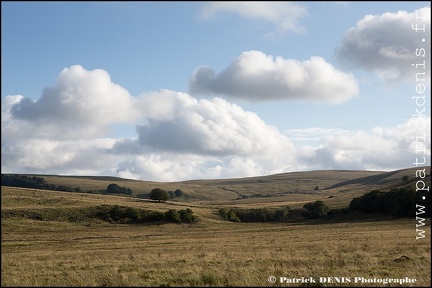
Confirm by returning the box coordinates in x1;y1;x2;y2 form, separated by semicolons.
402;175;409;182
358;190;385;213
349;197;361;211
179;208;197;223
150;188;169;202
168;191;175;199
106;183;133;195
107;183;122;194
164;209;181;223
274;206;290;221
303;200;329;219
174;189;184;197
314;186;320;191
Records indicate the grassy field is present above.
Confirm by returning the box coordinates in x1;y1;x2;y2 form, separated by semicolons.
1;185;430;287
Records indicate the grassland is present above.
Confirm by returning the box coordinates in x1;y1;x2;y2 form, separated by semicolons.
2;167;431;286
1;179;430;287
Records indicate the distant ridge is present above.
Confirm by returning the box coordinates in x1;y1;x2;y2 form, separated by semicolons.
2;166;430;202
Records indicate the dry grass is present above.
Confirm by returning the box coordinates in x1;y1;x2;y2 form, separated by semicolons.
1;185;430;287
15;168;413;202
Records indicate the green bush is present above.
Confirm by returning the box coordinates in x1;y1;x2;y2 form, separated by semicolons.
150;188;170;202
302;201;329;219
164;209;182;223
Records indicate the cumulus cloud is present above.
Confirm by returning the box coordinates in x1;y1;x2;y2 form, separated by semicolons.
1;65;298;181
189;51;359;104
115;154;273;182
2;65;429;182
299;117;431;171
1;137;118;176
200;1;307;34
336;7;431;82
113;90;295;157
5;65;138;139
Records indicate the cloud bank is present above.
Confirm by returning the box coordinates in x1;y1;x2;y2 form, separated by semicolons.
189;51;359;104
336;7;431;82
2;65;429;181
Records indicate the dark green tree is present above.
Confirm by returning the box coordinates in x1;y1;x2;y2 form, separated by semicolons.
274;206;290;221
164;209;181;223
107;183;122;194
358;190;385;213
150;188;169;202
349;197;361;211
174;189;184;197
179;208;197;223
303;200;329;219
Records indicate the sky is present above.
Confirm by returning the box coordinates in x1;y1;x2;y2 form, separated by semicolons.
1;1;431;182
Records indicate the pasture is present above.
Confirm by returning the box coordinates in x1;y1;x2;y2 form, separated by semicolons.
1;186;430;287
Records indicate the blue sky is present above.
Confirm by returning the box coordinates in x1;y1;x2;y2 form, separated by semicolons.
1;1;431;181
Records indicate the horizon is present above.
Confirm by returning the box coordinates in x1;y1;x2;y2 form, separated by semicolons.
1;2;431;181
2;165;429;183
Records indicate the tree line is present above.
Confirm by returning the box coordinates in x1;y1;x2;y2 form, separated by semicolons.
1;175;188;200
100;205;197;224
349;187;430;217
219;187;430;223
149;188;184;201
1;174;83;192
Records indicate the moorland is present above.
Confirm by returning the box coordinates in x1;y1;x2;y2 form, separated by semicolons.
1;166;430;287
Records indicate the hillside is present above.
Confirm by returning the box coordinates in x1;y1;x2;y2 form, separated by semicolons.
3;166;429;206
2;167;430;287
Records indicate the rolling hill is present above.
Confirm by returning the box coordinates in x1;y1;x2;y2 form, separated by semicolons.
3;166;429;206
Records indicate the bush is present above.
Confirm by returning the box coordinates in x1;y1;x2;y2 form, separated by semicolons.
164;209;181;223
150;188;170;202
274;206;291;221
302;201;329;219
349;197;361;211
348;187;429;218
103;205;141;223
227;209;241;222
358;190;385;213
219;207;290;222
179;208;198;223
106;183;133;195
168;191;175;199
174;189;184;197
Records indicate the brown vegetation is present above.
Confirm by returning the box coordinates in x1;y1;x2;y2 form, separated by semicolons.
1;167;431;286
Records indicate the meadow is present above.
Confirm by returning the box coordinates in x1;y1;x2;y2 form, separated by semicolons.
1;184;430;287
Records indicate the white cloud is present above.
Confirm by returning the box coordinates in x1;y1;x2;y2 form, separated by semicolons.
299;117;431;170
1;138;118;176
1;66;298;181
336;7;431;82
189;51;359;104
6;65;139;139
200;1;307;34
285;127;352;143
113;90;296;157
2;65;429;182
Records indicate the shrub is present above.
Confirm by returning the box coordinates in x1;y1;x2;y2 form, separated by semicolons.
302;201;329;219
349;197;361;211
150;188;170;202
164;209;182;223
179;208;198;223
174;189;184;197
